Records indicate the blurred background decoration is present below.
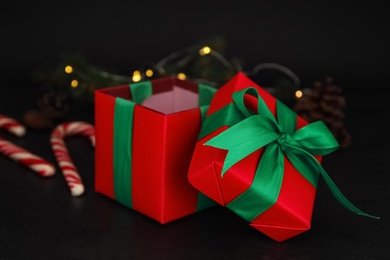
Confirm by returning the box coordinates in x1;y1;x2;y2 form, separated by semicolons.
23;35;350;149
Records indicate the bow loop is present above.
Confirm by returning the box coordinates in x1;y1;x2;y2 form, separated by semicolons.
292;120;339;155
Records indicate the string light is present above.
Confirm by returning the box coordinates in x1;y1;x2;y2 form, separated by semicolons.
70;79;78;88
145;69;153;77
295;90;303;98
132;70;142;82
39;38;302;104
199;46;211;56
64;65;73;74
153;43;240;81
177;72;186;80
248;63;301;87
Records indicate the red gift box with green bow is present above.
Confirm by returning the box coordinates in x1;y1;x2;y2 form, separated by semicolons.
188;72;377;242
94;76;217;224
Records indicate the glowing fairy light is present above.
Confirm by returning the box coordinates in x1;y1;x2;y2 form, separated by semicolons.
199;46;211;56
64;65;73;74
70;79;78;88
145;69;153;77
132;75;141;82
177;72;186;80
295;90;303;98
132;70;142;82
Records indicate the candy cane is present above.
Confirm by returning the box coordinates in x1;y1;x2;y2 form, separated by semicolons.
50;121;95;196
0;114;26;137
0;114;55;177
0;137;56;177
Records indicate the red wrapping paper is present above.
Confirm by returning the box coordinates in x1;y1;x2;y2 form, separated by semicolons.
95;76;215;224
188;72;321;241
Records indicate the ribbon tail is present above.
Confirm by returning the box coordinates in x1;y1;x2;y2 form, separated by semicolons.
319;167;380;219
286;145;379;219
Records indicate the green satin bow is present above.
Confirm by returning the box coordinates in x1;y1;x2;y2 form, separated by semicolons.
204;87;379;221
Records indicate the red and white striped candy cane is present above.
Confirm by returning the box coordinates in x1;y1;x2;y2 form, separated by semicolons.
0;114;26;137
0;114;55;176
50;121;95;196
0;137;56;177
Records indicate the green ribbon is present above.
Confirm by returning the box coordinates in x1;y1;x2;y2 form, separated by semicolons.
113;80;216;211
204;87;379;221
130;81;153;104
113;96;136;208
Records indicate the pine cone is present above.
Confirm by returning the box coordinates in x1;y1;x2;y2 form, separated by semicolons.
22;91;70;130
38;91;70;120
293;77;351;149
23;109;53;129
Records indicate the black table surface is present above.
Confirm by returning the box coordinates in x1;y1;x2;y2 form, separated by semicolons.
0;80;388;260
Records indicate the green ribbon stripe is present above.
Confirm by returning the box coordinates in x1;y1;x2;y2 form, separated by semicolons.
113;81;153;208
203;87;379;221
113;97;137;208
113;80;216;211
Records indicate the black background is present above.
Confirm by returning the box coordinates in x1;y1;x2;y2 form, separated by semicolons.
0;1;389;259
1;0;389;88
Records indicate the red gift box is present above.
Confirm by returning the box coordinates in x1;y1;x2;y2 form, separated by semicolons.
94;76;216;224
188;72;375;241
